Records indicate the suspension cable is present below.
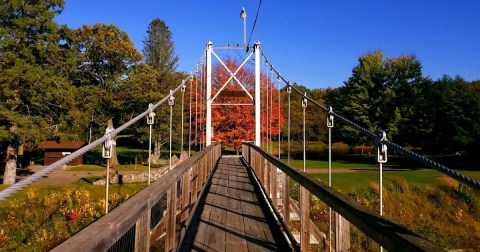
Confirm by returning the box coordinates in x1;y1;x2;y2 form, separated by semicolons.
287;84;291;164
0;76;191;201
181;83;186;155
277;74;281;159
266;61;270;152
246;0;263;49
302;94;307;172
169;91;174;170
195;66;199;151
188;74;193;156
270;65;274;154
259;48;480;190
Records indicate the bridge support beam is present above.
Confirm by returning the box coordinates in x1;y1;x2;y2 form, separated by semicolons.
254;42;261;146
206;41;212;146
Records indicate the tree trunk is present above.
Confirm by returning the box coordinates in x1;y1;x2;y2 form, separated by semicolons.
3;145;17;185
154;137;162;158
107;119;119;167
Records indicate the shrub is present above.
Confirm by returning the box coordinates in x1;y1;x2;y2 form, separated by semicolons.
454;184;476;207
390;177;409;193
436;176;459;191
332;142;349;156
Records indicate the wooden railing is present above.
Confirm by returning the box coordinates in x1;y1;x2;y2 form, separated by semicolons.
242;143;444;252
52;143;221;252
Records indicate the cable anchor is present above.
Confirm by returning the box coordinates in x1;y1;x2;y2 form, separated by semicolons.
286;82;292;94
377;131;388;163
147;103;155;125
327;106;334;128
302;93;308;108
102;126;116;159
168;90;175;106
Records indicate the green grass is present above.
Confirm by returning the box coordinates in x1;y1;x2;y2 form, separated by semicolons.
286;159;378;169
311;170;443;193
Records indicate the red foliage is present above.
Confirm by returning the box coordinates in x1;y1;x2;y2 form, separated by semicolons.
188;58;284;151
66;210;82;220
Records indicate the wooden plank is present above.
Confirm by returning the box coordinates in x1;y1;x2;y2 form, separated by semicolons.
181;171;190;222
271;166;278;208
283;174;290;226
242;143;444;252
204;192;227;251
135;211;149;252
165;185;177;251
336;212;351;251
53;144;222;252
300;187;310;252
181;155;291;251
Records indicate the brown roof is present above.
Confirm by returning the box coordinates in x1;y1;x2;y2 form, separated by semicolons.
37;141;86;150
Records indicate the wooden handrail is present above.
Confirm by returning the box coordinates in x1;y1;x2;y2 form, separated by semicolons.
52;143;221;251
242;143;444;252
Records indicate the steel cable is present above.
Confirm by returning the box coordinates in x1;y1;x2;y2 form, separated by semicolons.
0;77;191;200
260;48;480;190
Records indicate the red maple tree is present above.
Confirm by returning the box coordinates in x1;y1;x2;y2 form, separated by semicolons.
188;58;284;153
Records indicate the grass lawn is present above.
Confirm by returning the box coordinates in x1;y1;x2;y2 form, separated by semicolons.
311;170;443;193
286;159;378;170
286;157;480;193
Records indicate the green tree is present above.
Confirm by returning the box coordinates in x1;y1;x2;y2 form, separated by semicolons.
332;51;426;145
70;23;143;143
420;76;480;155
140;18;185;158
280;84;327;146
0;0;76;184
143;18;179;78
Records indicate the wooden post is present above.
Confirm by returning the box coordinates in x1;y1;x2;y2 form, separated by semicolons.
271;165;278;207
300;187;310;251
166;182;177;251
190;164;198;217
181;170;191;222
135;211;150;251
336;213;351;251
283;173;290;226
265;160;271;195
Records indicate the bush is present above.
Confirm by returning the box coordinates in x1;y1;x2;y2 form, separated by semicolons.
390;177;409;193
436;176;459;191
454;184;476;206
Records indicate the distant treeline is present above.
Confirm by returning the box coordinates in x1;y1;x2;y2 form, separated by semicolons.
283;51;480;157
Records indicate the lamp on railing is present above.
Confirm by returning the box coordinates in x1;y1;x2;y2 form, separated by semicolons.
240;7;246;47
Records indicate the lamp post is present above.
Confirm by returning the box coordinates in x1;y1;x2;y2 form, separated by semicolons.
240;7;246;47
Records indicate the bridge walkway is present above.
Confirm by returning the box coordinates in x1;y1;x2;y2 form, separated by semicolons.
179;156;291;251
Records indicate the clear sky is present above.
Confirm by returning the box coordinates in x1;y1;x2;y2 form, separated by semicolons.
55;1;480;89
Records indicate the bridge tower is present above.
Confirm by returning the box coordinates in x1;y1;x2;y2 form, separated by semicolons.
205;41;262;147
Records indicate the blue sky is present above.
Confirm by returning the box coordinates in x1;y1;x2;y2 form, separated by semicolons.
56;1;480;89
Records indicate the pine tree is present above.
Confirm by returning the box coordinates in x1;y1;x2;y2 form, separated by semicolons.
142;18;179;77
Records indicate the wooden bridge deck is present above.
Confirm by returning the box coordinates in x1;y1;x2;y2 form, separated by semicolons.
179;156;290;251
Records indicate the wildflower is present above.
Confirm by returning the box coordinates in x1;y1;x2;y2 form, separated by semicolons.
67;209;82;220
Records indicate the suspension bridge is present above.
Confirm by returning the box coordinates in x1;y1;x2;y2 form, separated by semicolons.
1;40;479;252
